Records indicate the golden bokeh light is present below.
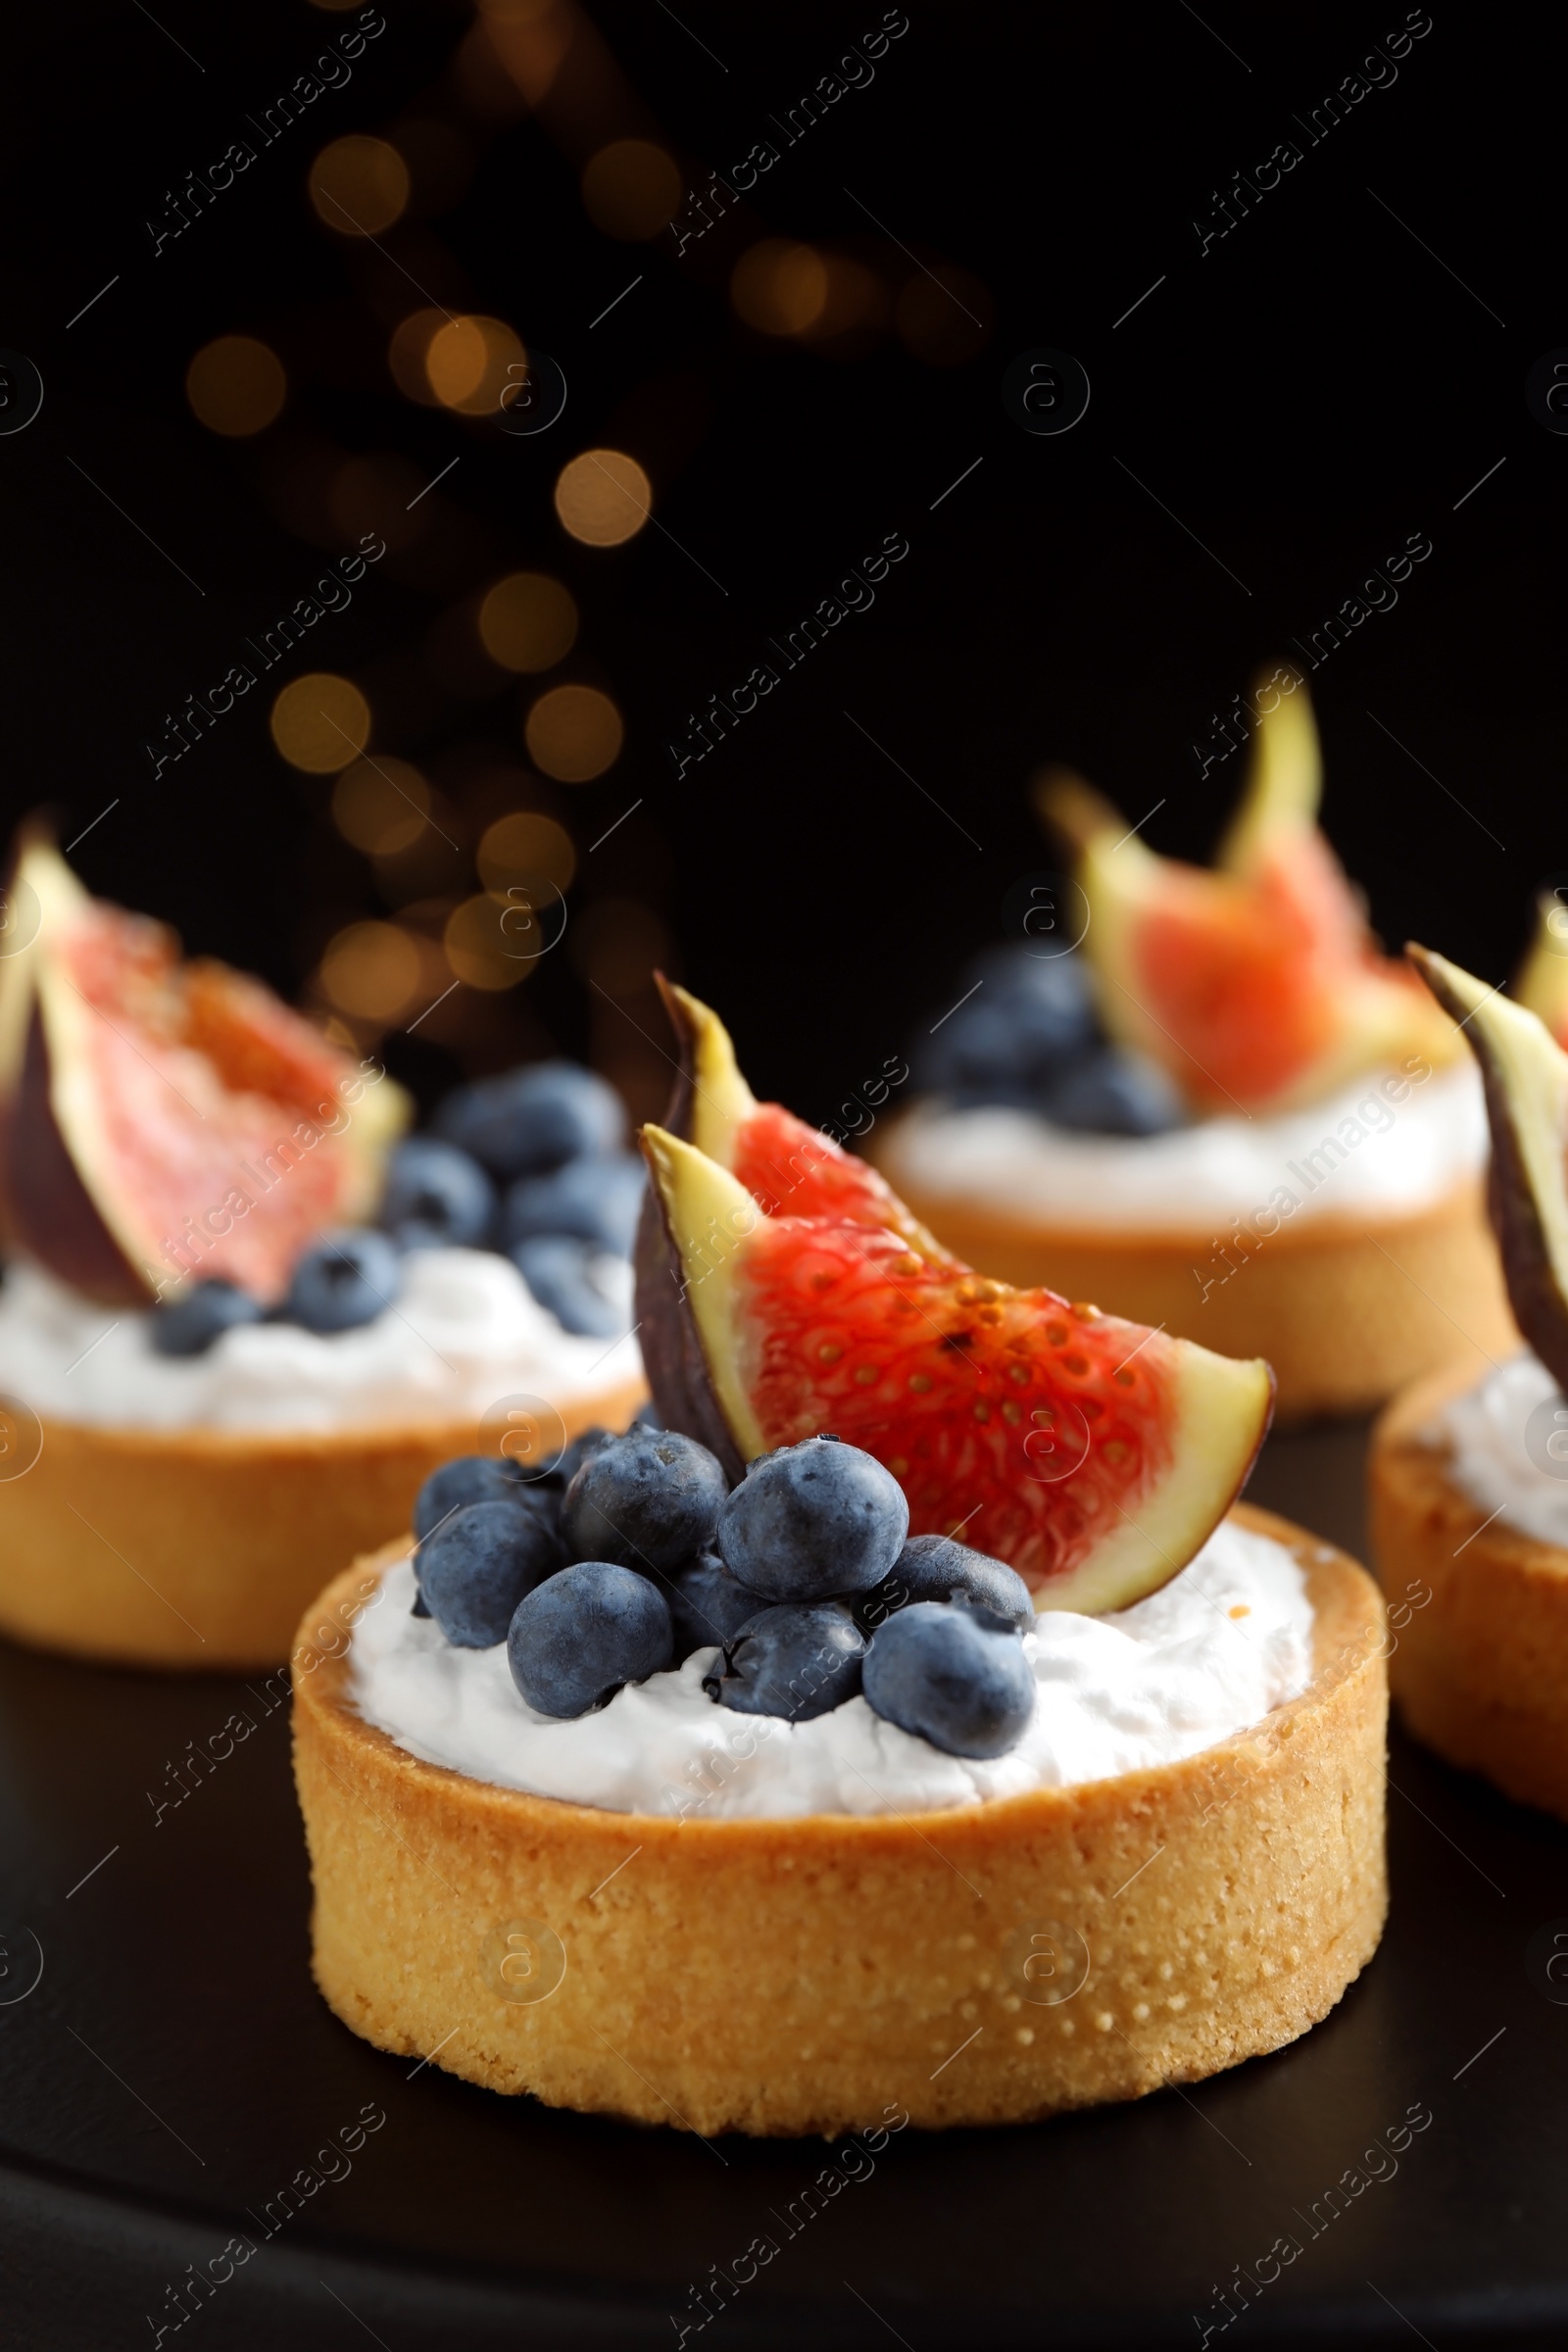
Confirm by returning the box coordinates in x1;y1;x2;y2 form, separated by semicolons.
444;892;531;991
553;449;651;547
318;921;422;1020
525;684;623;781
473;0;571;108
477;572;578;672
309;135;411;235
581;139;682;239
730;242;829;337
270;672;370;773
185;335;287;436
425;314;527;415
331;757;432;856
387;310;447;405
478;810;576;897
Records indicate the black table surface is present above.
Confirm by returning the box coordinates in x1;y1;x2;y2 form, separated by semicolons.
3;1417;1565;2351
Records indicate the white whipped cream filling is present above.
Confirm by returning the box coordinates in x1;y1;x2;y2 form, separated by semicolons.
0;1250;640;1433
883;1061;1485;1235
1436;1350;1568;1549
348;1518;1315;1819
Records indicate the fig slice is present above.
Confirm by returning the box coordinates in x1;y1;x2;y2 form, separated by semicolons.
1039;677;1457;1112
1407;943;1568;1392
0;826;407;1304
635;1107;1275;1611
646;977;951;1251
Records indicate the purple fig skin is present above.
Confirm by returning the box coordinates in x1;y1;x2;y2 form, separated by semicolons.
3;1004;149;1303
1407;943;1568;1396
631;980;749;1483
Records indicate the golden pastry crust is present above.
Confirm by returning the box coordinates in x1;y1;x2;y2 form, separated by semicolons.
292;1501;1388;2138
0;1377;644;1672
1371;1359;1568;1820
871;1143;1513;1421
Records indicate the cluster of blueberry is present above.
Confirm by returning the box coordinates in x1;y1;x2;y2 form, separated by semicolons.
916;944;1184;1136
413;1424;1039;1760
151;1061;643;1357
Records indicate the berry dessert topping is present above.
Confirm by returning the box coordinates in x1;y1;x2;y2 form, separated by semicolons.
913;942;1182;1136
0;826;642;1358
1040;677;1457;1113
413;1452;550;1544
503;1152;645;1258
436;1060;625;1179
666;1548;771;1661
637;978;953;1263
379;1137;495;1250
509;1235;623;1339
857;1532;1034;1633
715;1434;909;1601
283;1228;402;1334
540;1423;615;1489
1408;945;1568;1392
149;1278;265;1358
703;1600;867;1722
861;1599;1037;1758
562;1425;728;1572
507;1559;673;1717
635;998;1273;1613
413;1424;1042;1754
416;1498;562;1647
0;829;406;1305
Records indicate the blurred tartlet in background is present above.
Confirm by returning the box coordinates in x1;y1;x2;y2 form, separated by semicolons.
874;681;1515;1419
0;830;642;1671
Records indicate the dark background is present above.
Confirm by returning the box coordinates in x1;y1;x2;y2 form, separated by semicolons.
0;0;1556;1132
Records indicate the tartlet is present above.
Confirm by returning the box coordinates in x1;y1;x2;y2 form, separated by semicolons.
294;1503;1386;2138
0;830;644;1671
0;1382;643;1674
1369;945;1568;1821
872;680;1514;1419
1370;1358;1568;1820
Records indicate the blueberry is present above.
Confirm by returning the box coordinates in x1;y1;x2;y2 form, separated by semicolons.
633;1401;663;1431
916;1004;1030;1102
667;1549;771;1661
1043;1049;1184;1137
564;1427;727;1573
149;1279;264;1358
716;1437;908;1603
503;1152;645;1259
858;1534;1035;1634
282;1228;401;1334
972;942;1098;1032
380;1138;495;1250
435;1061;625;1181
862;1601;1036;1758
507;1559;672;1717
538;1424;615;1491
413;1453;559;1544
917;947;1098;1098
703;1600;866;1721
512;1235;624;1338
416;1499;563;1647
